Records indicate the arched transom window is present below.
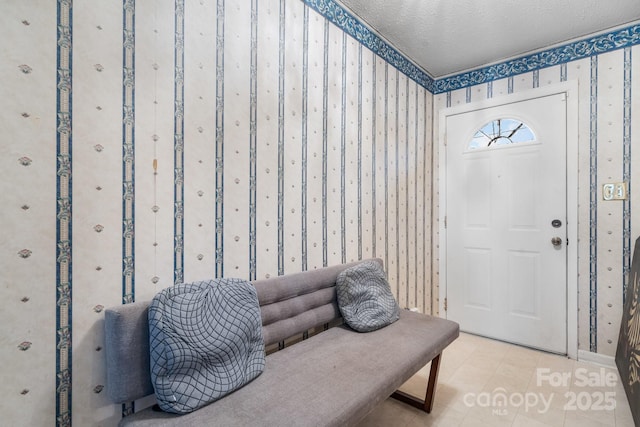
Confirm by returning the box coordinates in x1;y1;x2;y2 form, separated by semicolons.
468;118;536;150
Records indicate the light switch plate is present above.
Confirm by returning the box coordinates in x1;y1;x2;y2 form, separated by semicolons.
602;182;628;200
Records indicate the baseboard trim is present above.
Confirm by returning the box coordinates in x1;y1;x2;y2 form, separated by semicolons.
577;350;617;368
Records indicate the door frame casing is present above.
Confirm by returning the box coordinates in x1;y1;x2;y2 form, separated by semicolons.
438;81;579;359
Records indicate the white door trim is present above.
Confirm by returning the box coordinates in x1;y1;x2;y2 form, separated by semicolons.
438;81;579;360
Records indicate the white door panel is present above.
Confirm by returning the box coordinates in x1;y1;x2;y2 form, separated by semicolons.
507;250;540;318
464;248;491;310
445;93;567;354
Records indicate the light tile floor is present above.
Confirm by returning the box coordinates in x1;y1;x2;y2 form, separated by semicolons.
357;333;636;427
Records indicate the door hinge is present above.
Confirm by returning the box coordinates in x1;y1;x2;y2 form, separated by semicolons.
444;216;447;229
444;297;448;311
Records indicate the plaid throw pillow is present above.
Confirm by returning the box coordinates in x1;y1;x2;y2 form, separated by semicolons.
149;278;265;414
336;260;400;332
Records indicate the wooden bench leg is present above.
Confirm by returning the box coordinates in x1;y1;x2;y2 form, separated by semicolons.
391;353;441;413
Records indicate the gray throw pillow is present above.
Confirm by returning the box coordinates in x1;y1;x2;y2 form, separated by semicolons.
149;278;265;414
336;260;400;332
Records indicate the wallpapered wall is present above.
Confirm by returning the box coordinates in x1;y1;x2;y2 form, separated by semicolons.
433;45;640;359
0;0;433;426
2;0;639;425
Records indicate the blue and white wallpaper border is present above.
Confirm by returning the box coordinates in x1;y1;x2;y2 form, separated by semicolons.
433;23;640;93
305;2;640;95
303;0;434;92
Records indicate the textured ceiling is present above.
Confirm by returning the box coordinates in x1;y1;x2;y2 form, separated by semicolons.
336;0;640;78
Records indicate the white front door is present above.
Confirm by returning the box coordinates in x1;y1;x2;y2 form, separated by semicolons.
444;92;567;354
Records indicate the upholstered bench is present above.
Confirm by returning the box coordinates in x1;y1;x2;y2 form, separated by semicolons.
104;259;459;426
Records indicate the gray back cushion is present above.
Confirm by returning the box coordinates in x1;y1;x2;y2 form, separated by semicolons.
148;278;265;414
105;301;154;403
336;260;400;332
254;259;376;346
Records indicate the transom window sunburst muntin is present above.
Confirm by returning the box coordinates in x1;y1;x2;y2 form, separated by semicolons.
468;118;536;150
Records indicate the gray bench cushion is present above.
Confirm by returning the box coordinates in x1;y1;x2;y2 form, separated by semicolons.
117;310;459;427
149;279;265;414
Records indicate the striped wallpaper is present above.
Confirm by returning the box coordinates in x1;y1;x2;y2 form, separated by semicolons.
0;0;639;425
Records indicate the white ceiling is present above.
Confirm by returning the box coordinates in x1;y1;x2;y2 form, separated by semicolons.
336;0;640;78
